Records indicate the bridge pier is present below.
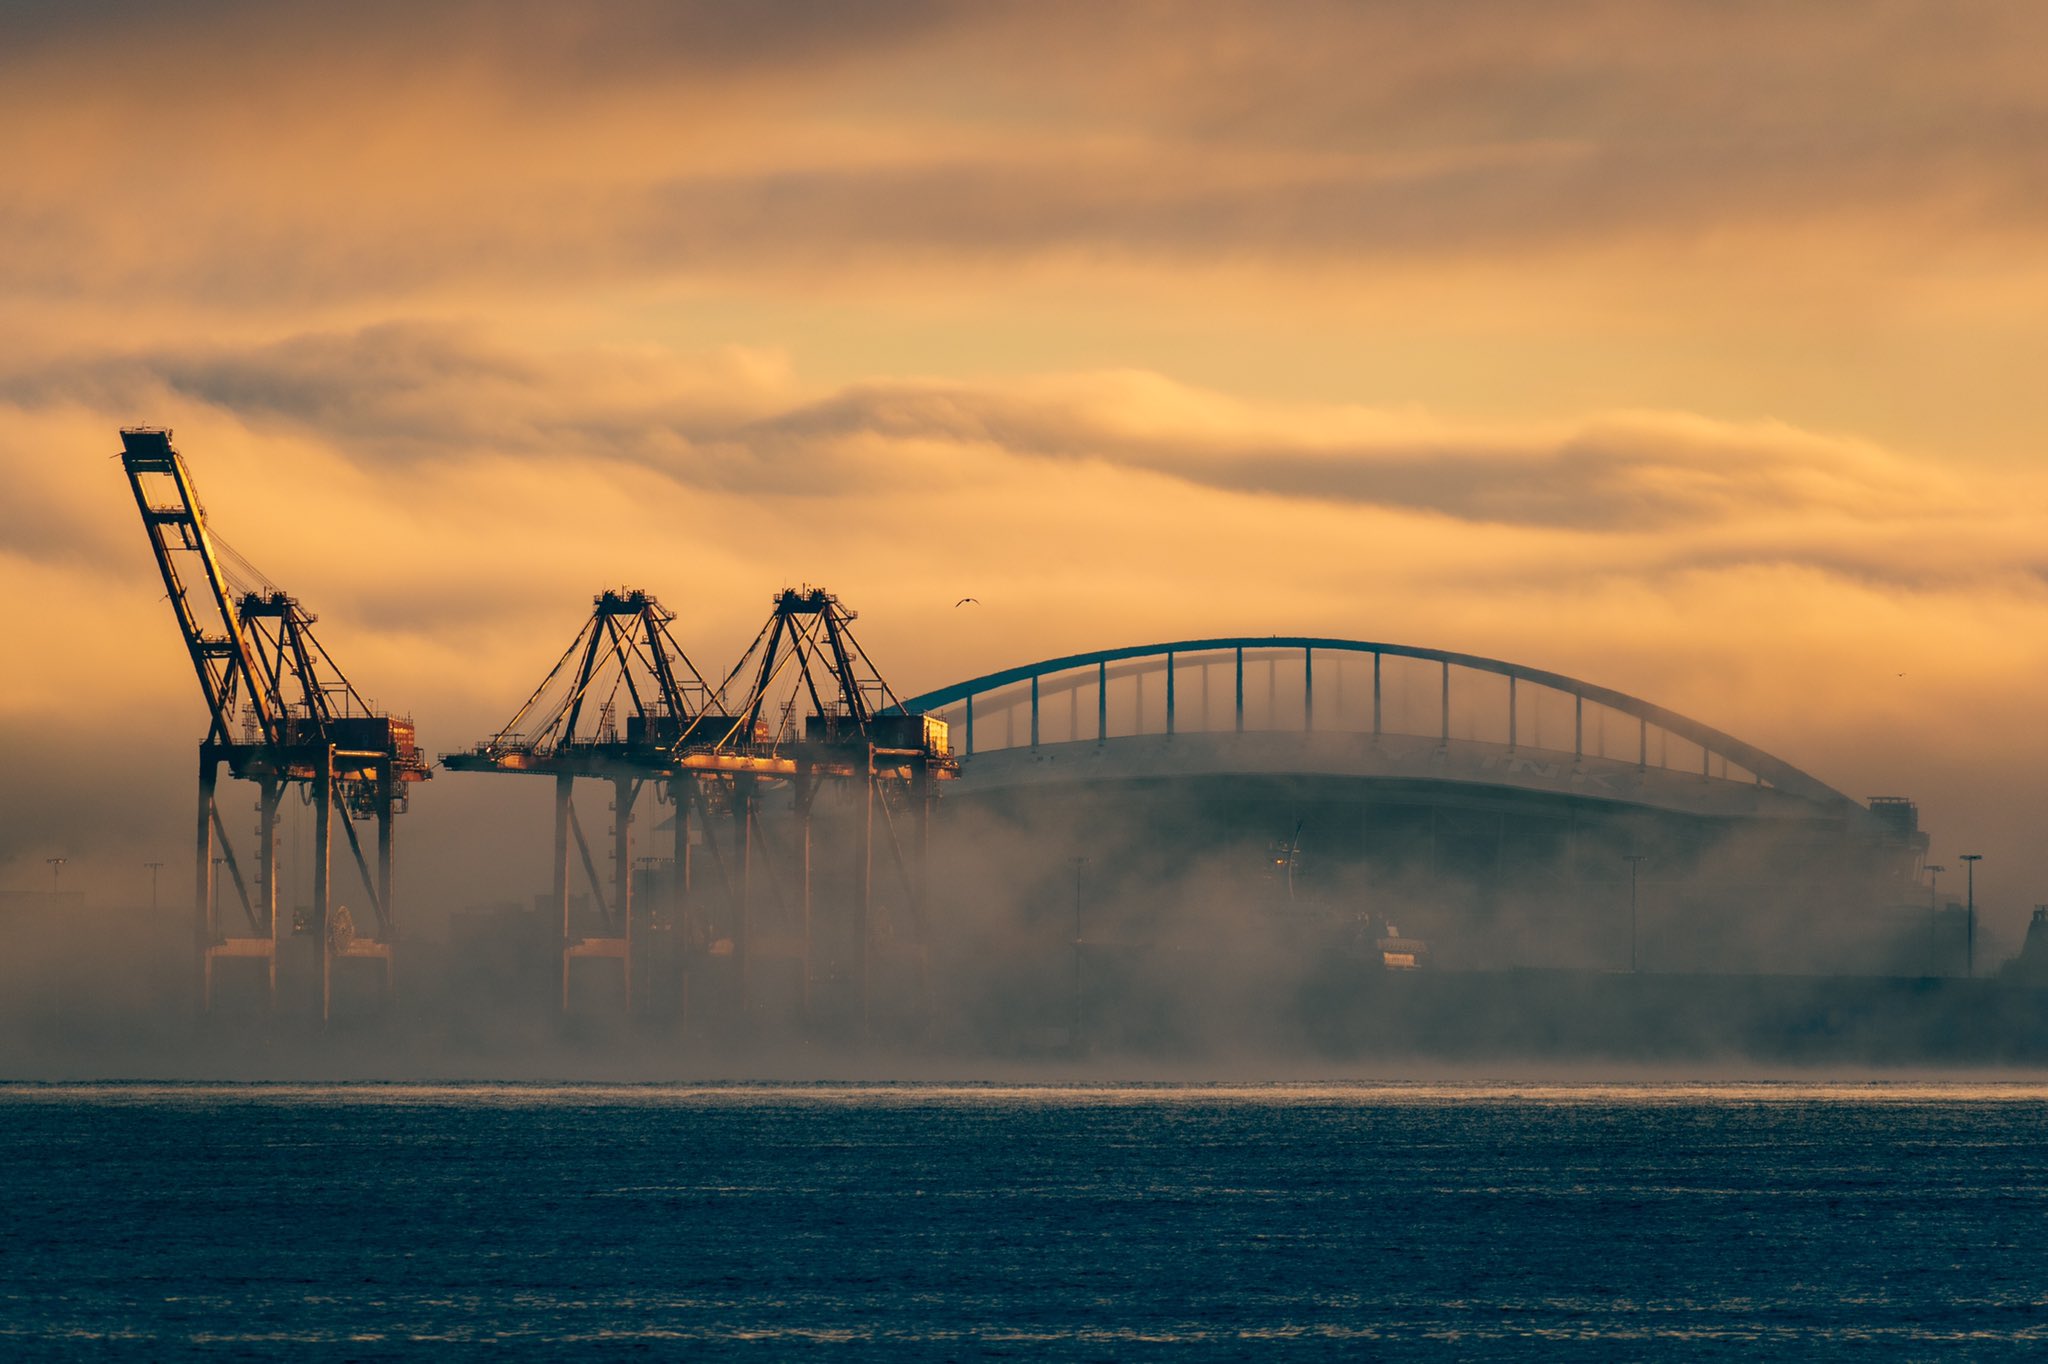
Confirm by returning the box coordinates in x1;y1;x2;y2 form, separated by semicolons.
1304;647;1313;731
1165;651;1175;736
1235;646;1244;732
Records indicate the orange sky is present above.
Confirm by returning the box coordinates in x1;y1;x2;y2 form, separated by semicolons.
3;2;2046;935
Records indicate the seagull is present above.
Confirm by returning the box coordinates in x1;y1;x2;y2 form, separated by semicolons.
955;597;979;607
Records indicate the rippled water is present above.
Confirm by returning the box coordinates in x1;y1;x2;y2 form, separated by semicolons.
3;1082;2045;1356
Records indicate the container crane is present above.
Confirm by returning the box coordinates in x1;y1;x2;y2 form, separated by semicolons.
118;428;428;1018
444;585;951;1033
443;587;722;1011
696;586;953;1034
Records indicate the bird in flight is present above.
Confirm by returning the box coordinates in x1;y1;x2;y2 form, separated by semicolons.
955;597;979;607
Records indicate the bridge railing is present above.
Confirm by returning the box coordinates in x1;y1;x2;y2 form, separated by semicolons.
897;638;1860;812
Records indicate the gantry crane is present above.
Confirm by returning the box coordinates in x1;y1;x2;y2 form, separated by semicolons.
444;585;951;1033
697;587;951;1031
118;428;429;1017
442;587;722;1011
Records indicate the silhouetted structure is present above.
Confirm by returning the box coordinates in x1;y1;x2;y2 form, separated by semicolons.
905;638;1934;978
2004;908;2048;988
445;588;717;1011
445;587;951;1030
109;429;1978;1049
118;428;429;1018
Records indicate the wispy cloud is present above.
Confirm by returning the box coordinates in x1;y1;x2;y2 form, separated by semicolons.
0;326;1975;535
0;326;2017;605
757;375;1954;532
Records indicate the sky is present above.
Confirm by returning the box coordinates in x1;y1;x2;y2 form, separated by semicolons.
3;0;2046;939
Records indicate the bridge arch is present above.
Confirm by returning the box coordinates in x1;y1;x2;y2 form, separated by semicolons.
900;637;1872;822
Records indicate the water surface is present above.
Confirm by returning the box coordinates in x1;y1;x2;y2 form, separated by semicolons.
3;1081;2044;1356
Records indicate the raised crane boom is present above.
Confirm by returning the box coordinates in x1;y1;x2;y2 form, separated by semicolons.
119;428;279;748
118;426;425;1020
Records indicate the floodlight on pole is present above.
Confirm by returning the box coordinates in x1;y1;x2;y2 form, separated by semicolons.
1959;853;1983;978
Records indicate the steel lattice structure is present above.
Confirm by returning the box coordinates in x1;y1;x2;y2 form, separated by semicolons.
444;586;952;1027
118;428;429;1017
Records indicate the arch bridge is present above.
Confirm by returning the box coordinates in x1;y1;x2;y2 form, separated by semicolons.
900;637;1902;833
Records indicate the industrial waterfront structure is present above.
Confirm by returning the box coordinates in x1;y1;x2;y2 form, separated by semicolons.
902;640;1935;986
117;429;429;1019
444;586;952;1032
114;429;1971;1045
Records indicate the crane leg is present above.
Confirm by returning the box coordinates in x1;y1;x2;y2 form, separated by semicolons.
614;776;633;1015
377;761;395;1005
554;774;571;1014
314;746;333;1025
259;776;280;1010
196;750;216;1013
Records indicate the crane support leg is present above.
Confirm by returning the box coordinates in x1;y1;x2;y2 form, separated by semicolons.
914;767;932;933
685;778;739;1028
554;774;571;1013
614;775;633;1014
196;751;217;1010
314;746;333;1024
913;765;933;1021
673;783;691;1032
258;776;280;1009
801;800;814;1017
859;749;874;1039
377;761;395;1004
736;781;754;1018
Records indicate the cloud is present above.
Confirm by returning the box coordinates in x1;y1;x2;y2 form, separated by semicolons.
0;325;1987;554
0;323;797;480
2;0;959;90
756;374;1958;534
6;1;2048;314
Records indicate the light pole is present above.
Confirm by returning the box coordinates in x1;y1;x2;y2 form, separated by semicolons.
1959;853;1982;978
45;857;66;894
1624;855;1648;973
144;861;164;913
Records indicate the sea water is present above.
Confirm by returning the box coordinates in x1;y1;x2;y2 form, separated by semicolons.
2;1082;2044;1357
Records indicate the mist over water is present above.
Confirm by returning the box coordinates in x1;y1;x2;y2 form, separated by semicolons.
1;673;2040;1080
